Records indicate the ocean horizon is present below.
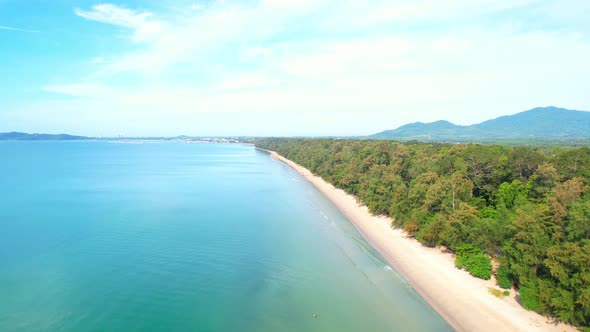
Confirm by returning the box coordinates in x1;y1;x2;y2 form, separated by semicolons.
0;141;451;331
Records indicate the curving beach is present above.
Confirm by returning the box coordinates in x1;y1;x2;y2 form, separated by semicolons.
262;148;577;332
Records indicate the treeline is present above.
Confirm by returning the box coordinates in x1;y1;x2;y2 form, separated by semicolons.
255;138;590;329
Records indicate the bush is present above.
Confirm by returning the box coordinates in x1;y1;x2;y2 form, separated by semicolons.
488;288;510;298
496;266;512;289
519;282;540;311
417;215;447;247
466;254;492;280
455;244;492;280
403;222;419;236
488;288;503;297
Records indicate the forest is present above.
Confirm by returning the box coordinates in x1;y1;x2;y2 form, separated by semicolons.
255;138;590;330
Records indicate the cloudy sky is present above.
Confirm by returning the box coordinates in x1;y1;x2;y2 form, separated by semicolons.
1;0;589;136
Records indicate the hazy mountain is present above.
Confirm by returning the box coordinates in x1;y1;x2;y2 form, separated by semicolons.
0;132;90;140
370;107;590;142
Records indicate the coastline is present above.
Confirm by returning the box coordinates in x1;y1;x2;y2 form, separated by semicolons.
260;148;576;332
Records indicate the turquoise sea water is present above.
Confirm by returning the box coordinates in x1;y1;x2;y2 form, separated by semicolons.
0;141;452;331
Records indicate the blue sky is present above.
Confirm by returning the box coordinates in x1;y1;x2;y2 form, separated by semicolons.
1;0;589;136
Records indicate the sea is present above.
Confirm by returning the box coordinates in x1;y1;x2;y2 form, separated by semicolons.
0;141;452;331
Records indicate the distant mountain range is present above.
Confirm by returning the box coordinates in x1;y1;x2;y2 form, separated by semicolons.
370;107;590;142
2;106;589;143
0;132;90;140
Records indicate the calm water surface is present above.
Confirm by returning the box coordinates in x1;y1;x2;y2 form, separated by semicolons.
0;141;452;331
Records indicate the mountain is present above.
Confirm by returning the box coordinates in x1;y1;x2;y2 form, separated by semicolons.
370;107;590;142
371;120;465;140
0;132;90;140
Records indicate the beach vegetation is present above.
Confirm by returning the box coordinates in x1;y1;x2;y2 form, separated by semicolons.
402;222;419;236
519;282;540;311
488;287;503;297
488;287;511;298
455;244;492;280
496;266;512;289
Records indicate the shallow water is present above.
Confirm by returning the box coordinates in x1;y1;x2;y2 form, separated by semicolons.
0;141;452;331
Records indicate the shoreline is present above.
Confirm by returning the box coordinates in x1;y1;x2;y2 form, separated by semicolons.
260;148;576;332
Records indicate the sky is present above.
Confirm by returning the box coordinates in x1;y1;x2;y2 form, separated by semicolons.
1;0;589;137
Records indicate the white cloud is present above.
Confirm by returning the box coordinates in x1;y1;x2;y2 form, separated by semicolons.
74;4;151;28
355;0;540;26
43;83;112;98
190;3;205;11
273;37;413;81
74;4;163;42
239;45;273;61
0;25;39;33
216;73;279;90
35;0;590;135
261;0;327;11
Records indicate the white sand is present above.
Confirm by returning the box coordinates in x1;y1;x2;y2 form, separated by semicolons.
263;148;576;332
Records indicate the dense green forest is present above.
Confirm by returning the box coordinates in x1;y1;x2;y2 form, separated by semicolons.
255;138;590;329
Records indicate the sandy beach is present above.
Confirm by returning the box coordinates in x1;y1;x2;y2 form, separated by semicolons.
262;148;576;332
